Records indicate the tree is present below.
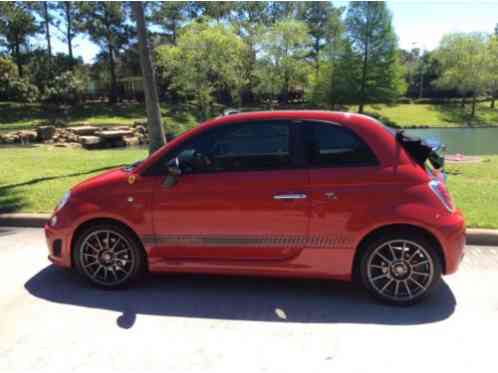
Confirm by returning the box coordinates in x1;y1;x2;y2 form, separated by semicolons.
488;36;498;108
231;2;270;103
150;2;194;45
197;2;235;23
132;1;165;154
259;18;312;104
434;32;491;117
156;23;247;119
78;2;131;103
298;2;343;76
345;2;405;113
0;2;39;78
31;2;55;72
267;2;299;23
54;1;81;66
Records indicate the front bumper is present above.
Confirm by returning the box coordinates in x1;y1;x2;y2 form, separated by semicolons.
44;223;72;268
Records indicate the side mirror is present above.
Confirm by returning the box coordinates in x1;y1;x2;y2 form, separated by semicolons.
167;165;182;177
163;164;182;188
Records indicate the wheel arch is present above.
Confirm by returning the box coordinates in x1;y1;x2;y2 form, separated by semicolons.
70;217;147;270
352;224;447;282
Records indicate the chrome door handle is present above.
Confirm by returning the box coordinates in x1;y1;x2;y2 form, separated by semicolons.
273;193;307;200
325;192;337;200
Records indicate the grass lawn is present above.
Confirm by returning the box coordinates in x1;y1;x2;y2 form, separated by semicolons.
0;145;147;213
1;145;497;228
364;101;498;127
1;100;498;133
446;156;498;229
0;101;197;134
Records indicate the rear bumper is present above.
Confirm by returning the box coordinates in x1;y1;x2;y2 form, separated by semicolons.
438;209;466;274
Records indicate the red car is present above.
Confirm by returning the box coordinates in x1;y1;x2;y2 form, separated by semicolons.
44;111;465;305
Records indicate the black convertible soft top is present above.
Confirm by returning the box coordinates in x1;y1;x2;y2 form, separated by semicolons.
396;131;445;170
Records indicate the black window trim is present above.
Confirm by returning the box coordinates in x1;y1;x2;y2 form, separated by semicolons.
142;119;303;176
299;120;380;169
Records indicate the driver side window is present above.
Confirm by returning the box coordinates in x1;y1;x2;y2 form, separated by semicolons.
166;121;292;175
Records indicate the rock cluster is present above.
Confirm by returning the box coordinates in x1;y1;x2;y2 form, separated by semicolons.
0;121;152;149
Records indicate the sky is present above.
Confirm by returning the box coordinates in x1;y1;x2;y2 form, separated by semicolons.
46;1;498;64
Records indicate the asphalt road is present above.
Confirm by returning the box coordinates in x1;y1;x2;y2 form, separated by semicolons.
1;227;497;373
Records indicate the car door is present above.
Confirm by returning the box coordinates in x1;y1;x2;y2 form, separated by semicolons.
305;121;383;249
149;120;310;261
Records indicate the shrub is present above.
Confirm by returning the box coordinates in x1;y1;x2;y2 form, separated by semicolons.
42;70;88;105
8;78;39;103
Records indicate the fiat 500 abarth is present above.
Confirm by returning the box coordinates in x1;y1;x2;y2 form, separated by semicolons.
45;111;465;305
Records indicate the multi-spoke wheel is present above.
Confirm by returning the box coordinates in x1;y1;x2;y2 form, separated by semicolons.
359;233;442;305
73;224;145;288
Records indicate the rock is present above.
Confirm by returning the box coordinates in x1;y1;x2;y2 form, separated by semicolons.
79;136;105;149
18;130;38;143
134;125;146;134
70;126;98;136
108;138;126;148
36;125;56;141
124;136;140;146
79;136;102;145
133;121;147;128
97;129;134;139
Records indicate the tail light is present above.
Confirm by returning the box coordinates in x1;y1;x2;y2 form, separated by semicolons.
429;180;454;212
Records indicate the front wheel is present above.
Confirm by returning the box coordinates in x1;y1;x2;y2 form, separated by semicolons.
73;223;145;288
359;233;442;306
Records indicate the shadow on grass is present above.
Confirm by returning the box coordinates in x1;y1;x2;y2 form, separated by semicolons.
25;265;456;329
0;183;25;213
0;165;122;192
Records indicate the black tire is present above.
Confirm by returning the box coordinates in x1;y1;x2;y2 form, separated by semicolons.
73;223;146;288
359;232;442;306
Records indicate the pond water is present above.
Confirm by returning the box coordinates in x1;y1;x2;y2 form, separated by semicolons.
404;127;498;155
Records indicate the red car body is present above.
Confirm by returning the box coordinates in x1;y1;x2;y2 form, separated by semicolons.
45;111;465;288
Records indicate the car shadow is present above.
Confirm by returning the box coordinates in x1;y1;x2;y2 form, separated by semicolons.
25;265;456;329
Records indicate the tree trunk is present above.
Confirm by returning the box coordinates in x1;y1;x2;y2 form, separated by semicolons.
359;38;369;114
65;2;74;66
132;1;166;154
14;36;23;78
314;36;320;78
461;96;466;108
491;94;496;109
43;2;52;71
107;42;118;104
471;92;477;117
281;70;289;105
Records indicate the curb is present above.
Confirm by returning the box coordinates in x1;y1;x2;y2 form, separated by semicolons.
0;213;49;228
1;213;498;246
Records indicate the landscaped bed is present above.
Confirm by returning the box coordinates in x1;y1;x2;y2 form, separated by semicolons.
0;146;497;229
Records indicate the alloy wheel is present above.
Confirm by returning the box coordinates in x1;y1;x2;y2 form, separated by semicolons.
366;239;435;302
79;229;136;286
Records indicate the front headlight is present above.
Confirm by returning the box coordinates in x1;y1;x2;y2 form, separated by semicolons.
56;191;71;212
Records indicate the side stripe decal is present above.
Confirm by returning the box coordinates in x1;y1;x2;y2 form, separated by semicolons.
142;234;353;248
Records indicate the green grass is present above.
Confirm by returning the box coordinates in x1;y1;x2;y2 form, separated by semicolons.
363;101;498;127
446;156;498;229
1;145;497;228
0;101;197;134
0;145;147;213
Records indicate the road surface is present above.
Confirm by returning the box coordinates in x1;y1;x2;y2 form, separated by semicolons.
1;227;497;373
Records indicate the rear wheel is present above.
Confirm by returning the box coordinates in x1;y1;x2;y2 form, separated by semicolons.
359;233;442;306
73;223;145;288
